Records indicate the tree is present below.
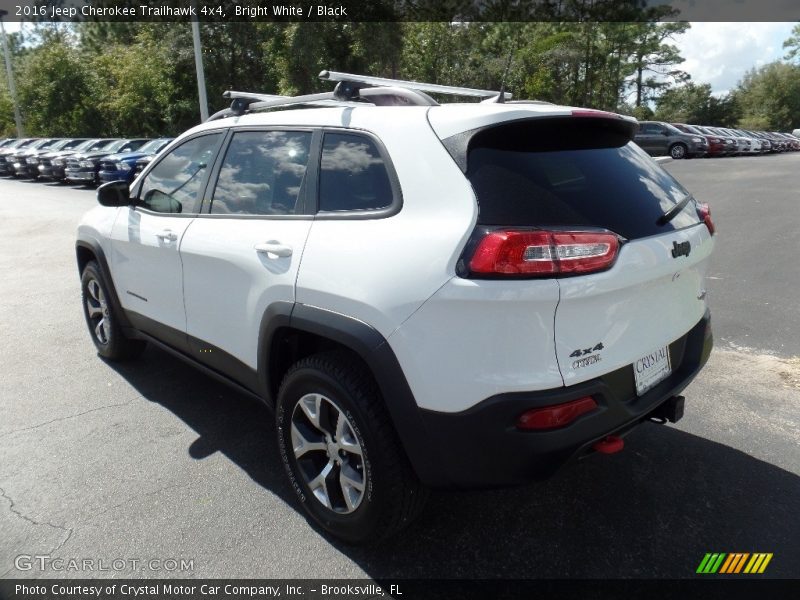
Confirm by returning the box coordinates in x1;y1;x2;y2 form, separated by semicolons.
0;72;14;136
733;62;800;130
91;40;177;136
783;23;800;62
16;39;102;136
625;22;690;108
266;22;404;96
653;82;739;126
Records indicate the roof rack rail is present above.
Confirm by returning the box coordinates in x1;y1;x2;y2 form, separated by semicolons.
319;70;512;100
206;70;512;122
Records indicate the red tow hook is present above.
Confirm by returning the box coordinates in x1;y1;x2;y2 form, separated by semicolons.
593;435;624;455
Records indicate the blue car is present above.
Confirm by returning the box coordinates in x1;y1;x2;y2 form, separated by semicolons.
97;138;173;184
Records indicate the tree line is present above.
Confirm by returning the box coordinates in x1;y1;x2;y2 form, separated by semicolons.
1;20;799;138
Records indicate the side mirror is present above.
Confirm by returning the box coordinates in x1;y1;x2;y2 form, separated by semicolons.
662;129;670;136
97;180;133;207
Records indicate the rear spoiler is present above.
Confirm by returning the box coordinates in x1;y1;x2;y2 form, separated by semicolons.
439;112;639;173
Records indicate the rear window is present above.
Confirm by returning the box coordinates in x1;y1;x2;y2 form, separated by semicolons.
466;118;700;239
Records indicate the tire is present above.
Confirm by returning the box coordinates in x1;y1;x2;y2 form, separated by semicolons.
669;143;687;159
80;261;146;360
276;351;428;544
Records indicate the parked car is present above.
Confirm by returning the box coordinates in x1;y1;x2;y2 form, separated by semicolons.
0;139;29;166
6;139;63;176
14;138;89;179
98;138;173;184
77;72;715;542
672;123;725;157
735;129;763;154
65;139;149;185
699;127;737;156
747;131;772;153
777;132;800;151
0;138;35;174
0;138;17;149
39;139;114;181
765;132;786;152
634;121;708;158
132;154;157;176
792;128;800;138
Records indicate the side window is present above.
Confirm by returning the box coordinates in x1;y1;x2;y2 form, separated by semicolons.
210;130;311;215
318;132;393;212
138;134;221;214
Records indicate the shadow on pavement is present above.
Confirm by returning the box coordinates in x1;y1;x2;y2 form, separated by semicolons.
109;345;799;579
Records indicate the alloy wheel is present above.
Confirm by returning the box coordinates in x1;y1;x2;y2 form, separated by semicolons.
85;278;111;345
290;393;366;514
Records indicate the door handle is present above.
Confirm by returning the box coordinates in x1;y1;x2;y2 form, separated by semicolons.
156;229;178;242
254;241;293;258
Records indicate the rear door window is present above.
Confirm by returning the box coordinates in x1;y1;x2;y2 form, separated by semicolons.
466;118;701;239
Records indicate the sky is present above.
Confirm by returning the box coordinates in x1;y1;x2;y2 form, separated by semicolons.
673;22;796;96
1;20;797;97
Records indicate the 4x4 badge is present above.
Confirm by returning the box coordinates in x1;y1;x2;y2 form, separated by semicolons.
672;240;691;258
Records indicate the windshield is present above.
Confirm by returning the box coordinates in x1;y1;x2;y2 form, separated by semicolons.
137;139;168;153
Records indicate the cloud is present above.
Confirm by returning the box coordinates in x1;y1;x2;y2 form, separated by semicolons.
675;22;796;95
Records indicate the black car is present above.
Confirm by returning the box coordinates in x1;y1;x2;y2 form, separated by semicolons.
0;139;39;175
7;139;63;176
39;139;113;181
64;139;149;185
15;138;89;179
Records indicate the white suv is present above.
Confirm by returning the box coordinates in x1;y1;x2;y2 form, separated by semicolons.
76;72;715;543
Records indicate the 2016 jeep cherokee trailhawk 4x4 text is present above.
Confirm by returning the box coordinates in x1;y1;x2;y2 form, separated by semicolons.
76;71;715;543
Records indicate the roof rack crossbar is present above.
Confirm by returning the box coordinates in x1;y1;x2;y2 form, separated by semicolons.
207;90;364;121
223;90;354;108
319;70;512;100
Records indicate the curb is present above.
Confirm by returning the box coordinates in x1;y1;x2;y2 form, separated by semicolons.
655;156;673;164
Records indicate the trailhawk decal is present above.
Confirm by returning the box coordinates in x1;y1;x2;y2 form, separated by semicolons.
570;343;604;369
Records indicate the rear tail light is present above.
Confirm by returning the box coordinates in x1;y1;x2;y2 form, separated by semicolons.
696;203;715;235
467;230;620;277
517;396;598;430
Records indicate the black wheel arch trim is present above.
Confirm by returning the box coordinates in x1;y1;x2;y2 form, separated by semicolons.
258;302;445;487
75;239;132;329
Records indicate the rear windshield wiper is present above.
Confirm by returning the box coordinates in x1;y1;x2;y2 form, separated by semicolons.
657;194;693;226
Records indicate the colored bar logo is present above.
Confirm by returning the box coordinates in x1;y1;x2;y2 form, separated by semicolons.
696;553;773;574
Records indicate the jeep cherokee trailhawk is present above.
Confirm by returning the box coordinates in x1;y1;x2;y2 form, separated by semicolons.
77;71;715;543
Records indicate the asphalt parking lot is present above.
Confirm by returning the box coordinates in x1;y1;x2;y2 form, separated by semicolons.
0;154;798;581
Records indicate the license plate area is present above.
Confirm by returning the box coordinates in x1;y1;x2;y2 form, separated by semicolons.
633;344;672;396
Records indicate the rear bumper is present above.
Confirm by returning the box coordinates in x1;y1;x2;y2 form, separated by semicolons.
416;312;712;489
